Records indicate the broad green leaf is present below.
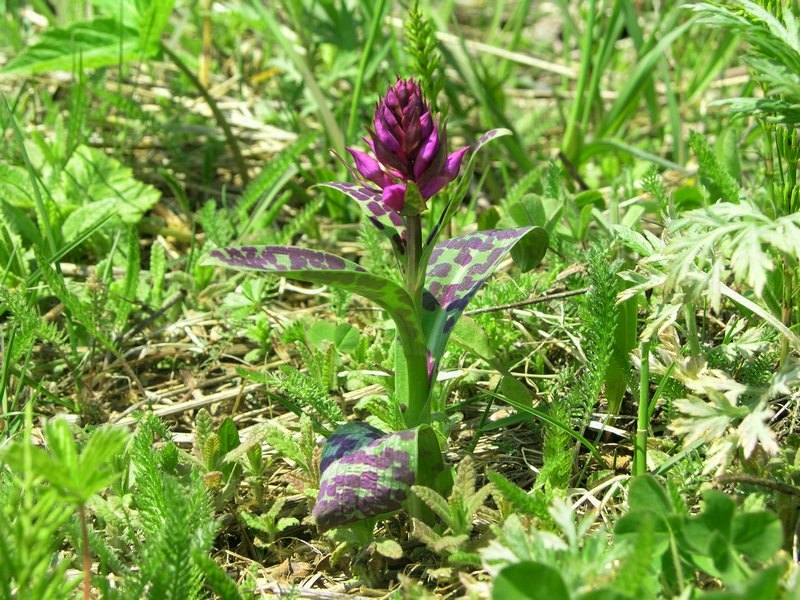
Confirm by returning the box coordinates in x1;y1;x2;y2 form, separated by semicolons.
510;227;548;272
713;565;782;600
501;201;555;263
0;19;142;76
451;316;497;362
492;562;570;600
137;0;175;50
507;194;547;228
306;321;361;355
606;292;637;414
628;475;674;515
731;511;782;563
574;189;605;209
698;490;736;540
218;419;240;455
502;194;562;236
59;145;160;240
375;539;403;559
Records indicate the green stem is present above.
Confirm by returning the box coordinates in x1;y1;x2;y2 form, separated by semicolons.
781;262;794;364
683;302;702;357
80;504;91;600
634;339;650;477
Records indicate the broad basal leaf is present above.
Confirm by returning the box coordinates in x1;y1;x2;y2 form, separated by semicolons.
318;182;406;251
319;422;384;474
201;246;424;353
422;227;548;367
313;423;441;531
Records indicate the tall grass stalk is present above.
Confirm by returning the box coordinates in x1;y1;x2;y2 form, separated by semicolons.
633;339;650;477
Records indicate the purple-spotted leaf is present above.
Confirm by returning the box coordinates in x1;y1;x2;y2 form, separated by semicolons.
319;422;385;474
318;182;406;250
422;227;548;368
202;245;423;350
313;423;442;531
426;128;512;247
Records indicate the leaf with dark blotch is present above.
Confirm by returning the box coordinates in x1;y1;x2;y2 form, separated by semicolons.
313;423;440;531
422;227;548;370
201;245;425;354
319;422;384;474
318;182;406;251
426;128;512;246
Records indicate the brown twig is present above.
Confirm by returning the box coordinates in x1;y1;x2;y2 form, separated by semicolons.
715;474;800;497
116;290;187;344
465;287;589;316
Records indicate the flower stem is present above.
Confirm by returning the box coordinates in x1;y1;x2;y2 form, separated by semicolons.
401;213;431;427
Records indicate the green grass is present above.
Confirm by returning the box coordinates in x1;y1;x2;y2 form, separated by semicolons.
1;0;799;598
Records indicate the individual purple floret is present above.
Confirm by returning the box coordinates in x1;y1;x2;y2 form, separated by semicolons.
346;78;469;213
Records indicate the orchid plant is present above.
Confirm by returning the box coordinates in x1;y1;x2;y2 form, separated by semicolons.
203;78;548;531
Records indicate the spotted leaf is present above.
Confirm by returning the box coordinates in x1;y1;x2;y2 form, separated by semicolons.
202;245;423;350
318;182;406;251
313;423;442;531
426;128;512;247
422;227;548;371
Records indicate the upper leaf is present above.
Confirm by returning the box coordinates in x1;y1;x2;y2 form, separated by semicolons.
318;182;406;250
426;129;512;247
422;227;548;366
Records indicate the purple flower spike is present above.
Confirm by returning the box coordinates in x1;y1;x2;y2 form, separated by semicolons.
420;147;469;198
344;78;469;214
346;148;394;189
